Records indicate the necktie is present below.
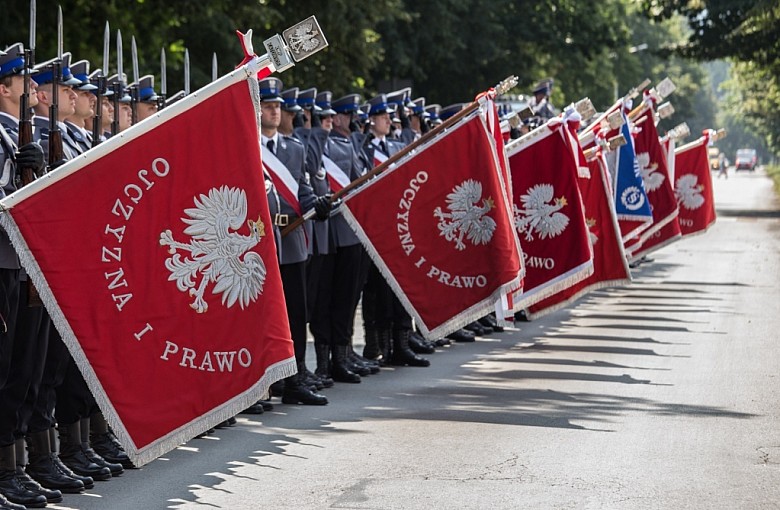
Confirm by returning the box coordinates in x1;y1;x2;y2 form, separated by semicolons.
267;139;275;154
379;140;387;154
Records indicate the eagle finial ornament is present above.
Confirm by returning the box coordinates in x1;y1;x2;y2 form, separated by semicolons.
159;186;267;313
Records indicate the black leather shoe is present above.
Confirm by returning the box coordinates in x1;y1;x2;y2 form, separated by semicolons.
331;345;361;383
434;337;451;347
0;492;25;510
281;377;328;405
90;432;134;470
241;402;265;415
15;467;62;503
57;423;112;481
464;321;492;336
514;310;530;322
259;400;274;412
478;314;504;332
391;330;431;367
447;328;475;342
0;471;47;509
409;332;436;354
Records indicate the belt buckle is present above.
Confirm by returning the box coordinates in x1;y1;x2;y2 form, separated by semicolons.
274;213;289;227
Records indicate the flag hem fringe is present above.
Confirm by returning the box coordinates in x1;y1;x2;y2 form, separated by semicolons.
514;259;594;309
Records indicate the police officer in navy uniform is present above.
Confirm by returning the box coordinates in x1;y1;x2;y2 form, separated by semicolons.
26;52;120;493
361;94;430;368
0;43;55;510
88;69;114;142
529;78;557;121
306;92;383;383
386;87;417;145
258;77;331;405
63;59;97;153
279;86;335;390
134;75;159;122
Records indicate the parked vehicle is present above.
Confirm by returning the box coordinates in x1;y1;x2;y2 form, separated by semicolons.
708;147;721;170
735;148;758;171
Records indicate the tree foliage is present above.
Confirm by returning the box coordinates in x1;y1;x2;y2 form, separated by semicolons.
1;0;719;144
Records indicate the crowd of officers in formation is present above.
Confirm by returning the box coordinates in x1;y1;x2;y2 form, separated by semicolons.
0;41;558;508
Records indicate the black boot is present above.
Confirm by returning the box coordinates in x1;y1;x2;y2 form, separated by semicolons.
25;430;86;493
377;329;393;366
409;331;435;354
313;343;335;388
281;375;328;405
15;438;62;504
0;444;47;508
0;492;25;510
90;413;134;469
391;329;430;367
348;345;380;374
330;345;361;383
362;326;381;360
447;328;475;343
48;428;94;490
478;314;504;332
80;419;123;476
57;423;111;481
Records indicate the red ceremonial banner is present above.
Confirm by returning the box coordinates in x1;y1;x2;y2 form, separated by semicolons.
506;120;593;309
0;67;295;466
528;152;631;318
341;109;523;339
674;135;717;236
631;116;679;245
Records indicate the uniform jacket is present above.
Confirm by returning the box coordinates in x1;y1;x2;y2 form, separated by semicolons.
0;114;22;270
293;126;330;256
272;133;317;265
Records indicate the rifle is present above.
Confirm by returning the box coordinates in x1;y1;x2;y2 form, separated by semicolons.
47;6;64;172
111;30;122;135
18;0;43;306
91;21;109;147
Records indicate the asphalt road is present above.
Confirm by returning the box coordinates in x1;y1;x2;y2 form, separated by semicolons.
52;167;780;510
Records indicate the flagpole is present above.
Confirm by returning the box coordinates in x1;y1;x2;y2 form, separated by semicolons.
280;76;519;237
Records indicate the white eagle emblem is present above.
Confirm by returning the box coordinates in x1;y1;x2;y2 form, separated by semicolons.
513;183;570;242
637;152;664;192
433;179;496;251
159;186;267;313
675;174;705;210
287;23;321;54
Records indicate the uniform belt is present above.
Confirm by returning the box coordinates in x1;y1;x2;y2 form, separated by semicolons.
273;213;299;227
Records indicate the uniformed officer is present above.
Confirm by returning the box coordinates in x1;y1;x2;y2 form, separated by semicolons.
386;87;416;144
27;51;117;489
279;86;334;390
106;74;132;133
63;60;97;153
0;43;53;510
425;103;442;127
529;78;557;121
258;77;330;405
307;92;384;383
297;87;320;129
87;69;114;143
360;94;430;368
133;75;159;122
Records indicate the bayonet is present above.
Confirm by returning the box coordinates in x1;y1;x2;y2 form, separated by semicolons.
130;35;139;124
117;29;123;83
131;36;140;86
56;5;62;60
212;52;218;82
160;48;167;96
102;21;109;76
159;47;167;110
184;48;190;95
29;0;36;52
